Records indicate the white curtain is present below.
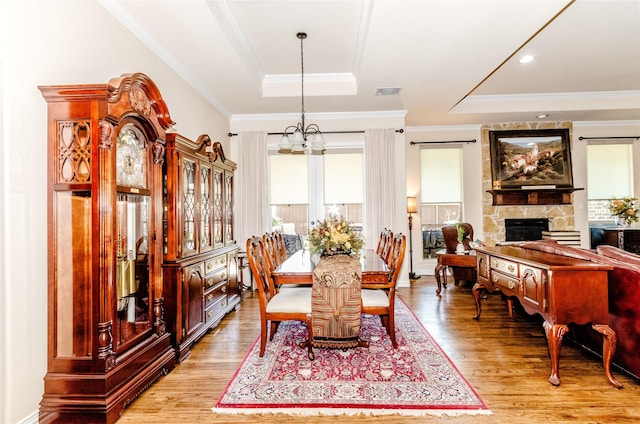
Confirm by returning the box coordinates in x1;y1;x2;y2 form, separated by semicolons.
235;131;270;250
364;128;397;246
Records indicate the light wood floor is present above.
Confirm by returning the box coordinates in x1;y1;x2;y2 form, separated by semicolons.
118;276;640;424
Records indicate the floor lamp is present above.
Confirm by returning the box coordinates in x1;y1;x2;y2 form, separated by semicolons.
407;196;421;280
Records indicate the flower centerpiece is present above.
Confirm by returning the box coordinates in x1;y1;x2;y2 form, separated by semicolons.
307;215;364;256
608;197;639;227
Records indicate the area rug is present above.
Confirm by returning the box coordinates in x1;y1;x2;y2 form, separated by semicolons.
213;296;490;417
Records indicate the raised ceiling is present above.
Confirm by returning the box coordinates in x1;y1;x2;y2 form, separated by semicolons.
101;0;640;127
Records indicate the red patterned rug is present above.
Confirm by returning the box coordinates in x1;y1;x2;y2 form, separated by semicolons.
213;296;490;417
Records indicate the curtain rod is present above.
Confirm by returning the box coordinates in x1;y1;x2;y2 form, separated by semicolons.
578;136;640;141
410;139;476;145
228;129;404;137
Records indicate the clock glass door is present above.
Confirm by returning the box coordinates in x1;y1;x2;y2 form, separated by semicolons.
114;122;153;350
115;192;152;349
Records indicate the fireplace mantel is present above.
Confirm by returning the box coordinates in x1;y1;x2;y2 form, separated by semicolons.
487;187;584;206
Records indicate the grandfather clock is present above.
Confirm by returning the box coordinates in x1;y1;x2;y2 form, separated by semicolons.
38;73;175;423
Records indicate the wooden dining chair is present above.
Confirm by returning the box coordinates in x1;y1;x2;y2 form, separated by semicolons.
246;236;312;357
361;233;406;349
380;229;395;267
375;229;386;255
273;232;289;261
301;254;369;360
262;232;285;270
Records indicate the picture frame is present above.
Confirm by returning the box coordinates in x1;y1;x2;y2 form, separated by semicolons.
489;128;574;189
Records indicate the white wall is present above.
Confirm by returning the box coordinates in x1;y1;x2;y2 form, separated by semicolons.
404;125;483;276
0;1;229;422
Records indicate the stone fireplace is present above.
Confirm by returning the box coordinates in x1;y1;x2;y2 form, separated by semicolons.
481;122;576;245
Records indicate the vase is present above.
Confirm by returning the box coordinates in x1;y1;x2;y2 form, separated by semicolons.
455;243;466;254
615;216;630;228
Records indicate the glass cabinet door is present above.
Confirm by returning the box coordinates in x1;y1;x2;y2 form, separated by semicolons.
182;156;197;256
224;170;234;245
199;162;213;253
213;168;224;249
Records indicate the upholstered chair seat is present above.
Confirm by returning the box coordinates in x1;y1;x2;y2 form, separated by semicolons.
265;287;312;314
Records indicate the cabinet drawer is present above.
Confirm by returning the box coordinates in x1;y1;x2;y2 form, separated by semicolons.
204;267;227;289
204;282;228;309
205;295;228;325
490;270;520;296
490;257;519;278
205;255;226;274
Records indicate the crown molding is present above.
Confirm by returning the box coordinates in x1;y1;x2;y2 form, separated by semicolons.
406;124;482;133
263;73;357;97
230;110;407;123
573;120;640;128
451;90;640;114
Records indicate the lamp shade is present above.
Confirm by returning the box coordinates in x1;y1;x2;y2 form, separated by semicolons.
407;196;418;214
291;129;305;153
310;132;325;154
278;134;292;153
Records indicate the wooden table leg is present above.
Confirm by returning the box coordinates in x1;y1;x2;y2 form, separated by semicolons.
507;298;514;320
543;321;568;386
434;262;445;295
592;324;623;389
472;282;485;320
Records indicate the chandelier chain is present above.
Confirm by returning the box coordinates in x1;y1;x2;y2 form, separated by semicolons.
278;31;324;154
299;32;306;131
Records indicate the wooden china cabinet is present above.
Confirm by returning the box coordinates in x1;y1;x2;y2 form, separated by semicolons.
38;73;176;423
162;132;241;362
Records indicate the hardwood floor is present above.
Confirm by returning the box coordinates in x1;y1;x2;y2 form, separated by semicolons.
118;276;640;424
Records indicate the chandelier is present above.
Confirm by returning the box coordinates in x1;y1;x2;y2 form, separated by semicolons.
278;32;325;155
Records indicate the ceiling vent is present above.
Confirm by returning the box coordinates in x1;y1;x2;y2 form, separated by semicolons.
375;87;401;96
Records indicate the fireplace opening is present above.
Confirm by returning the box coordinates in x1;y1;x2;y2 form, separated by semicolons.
504;218;549;241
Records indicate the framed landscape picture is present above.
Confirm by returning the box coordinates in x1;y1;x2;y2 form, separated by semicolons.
489;128;574;189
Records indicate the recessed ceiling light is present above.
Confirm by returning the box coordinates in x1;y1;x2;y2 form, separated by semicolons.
375;87;401;96
519;55;535;64
537;114;549;119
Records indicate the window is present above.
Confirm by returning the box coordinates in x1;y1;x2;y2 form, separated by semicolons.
269;150;364;235
587;142;634;222
419;147;463;258
323;152;363;228
269;154;308;234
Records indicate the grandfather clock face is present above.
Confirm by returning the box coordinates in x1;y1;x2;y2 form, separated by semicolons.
116;124;147;189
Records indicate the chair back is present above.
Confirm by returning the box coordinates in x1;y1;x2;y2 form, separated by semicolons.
375;229;386;255
380;229;394;265
388;233;407;286
246;237;277;308
442;223;474;253
273;232;289;261
262;232;282;270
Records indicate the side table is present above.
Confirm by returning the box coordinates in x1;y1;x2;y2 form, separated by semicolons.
434;249;477;295
237;251;254;291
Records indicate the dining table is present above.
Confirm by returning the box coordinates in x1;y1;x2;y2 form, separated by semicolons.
271;249;392;288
